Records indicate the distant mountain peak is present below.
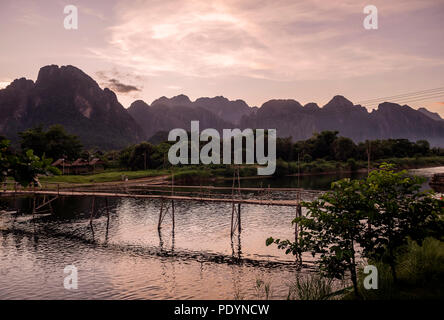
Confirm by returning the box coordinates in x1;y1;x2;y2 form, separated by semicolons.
7;77;34;91
35;64;98;90
129;100;150;109
152;94;192;107
418;107;443;121
304;102;320;111
0;64;144;149
376;102;413;112
323;95;354;109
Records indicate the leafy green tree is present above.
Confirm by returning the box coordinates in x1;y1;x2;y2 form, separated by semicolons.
307;131;339;160
119;142;156;170
0;138;59;186
19;125;82;160
267;178;368;296
276;137;293;161
332;137;357;161
10;149;59;186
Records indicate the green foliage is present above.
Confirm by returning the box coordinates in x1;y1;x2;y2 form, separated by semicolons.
0;139;60;186
267;164;444;297
19;125;82;160
0;138;15;182
278;131;432;163
40;169;166;184
355;238;444;300
119;141;172;170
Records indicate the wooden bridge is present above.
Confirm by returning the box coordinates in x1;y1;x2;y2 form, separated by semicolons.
1;172;323;257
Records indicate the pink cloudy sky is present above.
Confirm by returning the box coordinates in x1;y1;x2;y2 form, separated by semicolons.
0;0;443;114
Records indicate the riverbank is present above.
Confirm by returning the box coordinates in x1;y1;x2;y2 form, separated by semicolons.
37;156;444;186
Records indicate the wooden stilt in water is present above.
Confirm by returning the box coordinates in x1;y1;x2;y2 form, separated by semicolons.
171;199;175;230
90;196;95;223
230;166;242;238
158;198;164;230
32;195;36;217
237;203;241;234
105;197;110;241
230;167;235;237
89;196;96;241
171;171;175;231
231;202;235;237
294;205;299;243
295;198;303;263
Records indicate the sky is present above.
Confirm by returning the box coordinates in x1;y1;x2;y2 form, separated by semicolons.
0;0;443;115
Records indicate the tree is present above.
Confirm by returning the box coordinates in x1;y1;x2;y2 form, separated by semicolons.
332;137;357;161
308;131;339;160
19;125;82;160
267;178;369;296
10;149;58;186
276;137;293;161
0;138;59;186
119;142;156;170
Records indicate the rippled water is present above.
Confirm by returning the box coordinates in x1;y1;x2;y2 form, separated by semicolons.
0;167;442;299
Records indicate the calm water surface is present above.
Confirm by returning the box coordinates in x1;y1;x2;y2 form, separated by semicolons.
1;167;442;299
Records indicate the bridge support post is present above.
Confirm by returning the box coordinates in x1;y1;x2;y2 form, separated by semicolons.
105;197;110;241
295;202;302;263
171;199;175;231
32;195;36;217
158;198;164;230
237;203;241;234
89;196;95;223
89;196;96;241
171;172;175;232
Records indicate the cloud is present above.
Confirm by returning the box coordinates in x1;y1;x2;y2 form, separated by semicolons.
88;0;443;82
95;70;143;93
107;79;140;93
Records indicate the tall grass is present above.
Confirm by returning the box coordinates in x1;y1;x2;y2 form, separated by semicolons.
287;273;335;300
254;277;273;300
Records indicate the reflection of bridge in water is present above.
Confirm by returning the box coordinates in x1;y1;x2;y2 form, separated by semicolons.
1;173;324;266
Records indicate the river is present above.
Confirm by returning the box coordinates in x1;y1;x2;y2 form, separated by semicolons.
0;167;442;299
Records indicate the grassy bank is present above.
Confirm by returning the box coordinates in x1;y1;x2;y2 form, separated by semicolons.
39;169;169;184
276;156;444;177
36;156;444;185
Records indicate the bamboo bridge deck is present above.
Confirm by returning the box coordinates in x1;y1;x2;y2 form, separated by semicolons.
0;188;304;207
0;176;320;255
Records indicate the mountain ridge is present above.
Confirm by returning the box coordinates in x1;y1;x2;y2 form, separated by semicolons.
1;65;443;149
